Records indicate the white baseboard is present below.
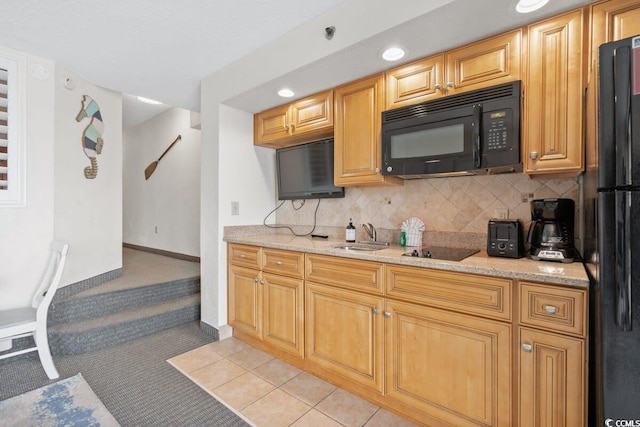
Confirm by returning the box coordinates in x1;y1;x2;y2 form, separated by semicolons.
218;325;233;340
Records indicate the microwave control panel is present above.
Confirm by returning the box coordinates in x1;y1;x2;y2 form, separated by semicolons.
484;109;512;151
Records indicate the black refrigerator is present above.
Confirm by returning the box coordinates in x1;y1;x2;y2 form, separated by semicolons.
584;35;640;425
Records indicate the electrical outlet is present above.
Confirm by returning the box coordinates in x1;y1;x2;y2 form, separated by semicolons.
494;208;509;219
231;201;240;216
521;193;535;203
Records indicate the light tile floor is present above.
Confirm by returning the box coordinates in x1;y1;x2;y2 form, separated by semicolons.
168;338;420;427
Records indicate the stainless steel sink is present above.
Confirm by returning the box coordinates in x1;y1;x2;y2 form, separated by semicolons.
332;243;388;251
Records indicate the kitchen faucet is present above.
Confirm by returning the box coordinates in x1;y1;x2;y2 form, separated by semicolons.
362;223;377;242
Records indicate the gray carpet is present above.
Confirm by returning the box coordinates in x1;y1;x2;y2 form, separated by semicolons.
0;321;250;427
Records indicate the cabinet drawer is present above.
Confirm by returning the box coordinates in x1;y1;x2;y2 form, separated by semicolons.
305;254;384;294
228;244;261;269
386;265;512;321
519;282;587;337
263;248;304;279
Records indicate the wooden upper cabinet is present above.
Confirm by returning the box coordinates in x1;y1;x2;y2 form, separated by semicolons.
334;74;402;187
254;90;333;148
445;29;522;95
587;0;640;170
385;54;444;110
289;91;334;136
524;9;586;175
592;0;640;50
384;29;521;111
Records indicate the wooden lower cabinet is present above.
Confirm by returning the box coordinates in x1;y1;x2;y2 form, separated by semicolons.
385;299;512;427
305;282;384;392
228;264;262;339
229;248;588;426
227;245;304;358
262;272;304;358
518;327;585;427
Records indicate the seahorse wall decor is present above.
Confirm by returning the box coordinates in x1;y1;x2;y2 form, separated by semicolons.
75;95;104;179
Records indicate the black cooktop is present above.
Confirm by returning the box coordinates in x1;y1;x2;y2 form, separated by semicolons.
402;246;480;261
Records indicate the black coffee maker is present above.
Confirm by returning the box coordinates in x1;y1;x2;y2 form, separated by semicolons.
526;198;577;263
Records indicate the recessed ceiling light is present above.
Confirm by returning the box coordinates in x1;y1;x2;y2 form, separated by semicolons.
277;88;295;98
382;47;405;62
515;0;549;13
136;96;163;105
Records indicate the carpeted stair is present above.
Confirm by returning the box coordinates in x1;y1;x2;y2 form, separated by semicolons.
47;276;201;355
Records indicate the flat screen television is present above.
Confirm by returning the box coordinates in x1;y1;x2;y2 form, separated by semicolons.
276;139;345;200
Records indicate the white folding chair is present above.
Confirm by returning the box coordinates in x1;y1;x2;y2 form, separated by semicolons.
0;241;69;379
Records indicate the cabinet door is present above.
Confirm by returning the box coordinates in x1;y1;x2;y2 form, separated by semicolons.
587;0;640;169
385;54;445;109
524;10;585;174
228;265;262;339
334;74;402;187
262;272;304;358
445;29;521;95
254;104;290;146
519;327;585;427
305;282;384;392
385;299;512;427
289;90;333;136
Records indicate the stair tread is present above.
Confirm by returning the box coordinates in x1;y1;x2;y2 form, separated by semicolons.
50;293;200;333
65;275;200;300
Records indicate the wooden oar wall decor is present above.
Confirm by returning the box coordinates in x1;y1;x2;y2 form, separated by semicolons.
144;135;181;180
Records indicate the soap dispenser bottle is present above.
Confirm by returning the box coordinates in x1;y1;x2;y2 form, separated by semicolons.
346;218;356;243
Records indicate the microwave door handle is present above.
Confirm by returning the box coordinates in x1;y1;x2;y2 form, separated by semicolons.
473;105;482;168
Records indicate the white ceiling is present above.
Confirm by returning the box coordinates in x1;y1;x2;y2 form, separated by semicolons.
0;0;595;128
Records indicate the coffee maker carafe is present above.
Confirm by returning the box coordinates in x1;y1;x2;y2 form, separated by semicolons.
527;198;577;263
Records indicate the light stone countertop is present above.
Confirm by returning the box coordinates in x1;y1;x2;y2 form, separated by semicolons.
224;230;589;289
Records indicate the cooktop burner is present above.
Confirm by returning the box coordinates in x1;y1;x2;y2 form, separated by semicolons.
402;246;480;261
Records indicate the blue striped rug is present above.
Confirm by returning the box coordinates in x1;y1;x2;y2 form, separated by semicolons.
0;373;120;426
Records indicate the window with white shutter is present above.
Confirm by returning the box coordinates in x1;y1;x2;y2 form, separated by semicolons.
0;52;26;207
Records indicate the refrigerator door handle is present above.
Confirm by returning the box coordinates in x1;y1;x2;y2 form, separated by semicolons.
614;46;632;186
615;190;633;331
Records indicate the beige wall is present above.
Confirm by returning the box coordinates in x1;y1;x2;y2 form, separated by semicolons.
275;174;579;233
0;46;55;310
53;65;123;287
123;107;201;256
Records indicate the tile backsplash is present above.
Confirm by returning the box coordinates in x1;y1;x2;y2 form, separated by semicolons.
275;174;579;235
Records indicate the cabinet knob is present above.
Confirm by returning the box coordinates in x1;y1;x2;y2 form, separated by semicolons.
543;305;558;314
375;167;380;174
446;81;454;88
386;166;393;173
522;343;533;352
530;151;538;160
260;280;265;285
284;124;289;130
373;308;380;315
384;311;391;318
275;260;283;266
239;254;246;259
254;278;259;283
435;83;442;91
290;123;295;129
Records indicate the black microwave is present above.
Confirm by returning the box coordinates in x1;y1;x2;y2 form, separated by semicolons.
382;81;521;178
